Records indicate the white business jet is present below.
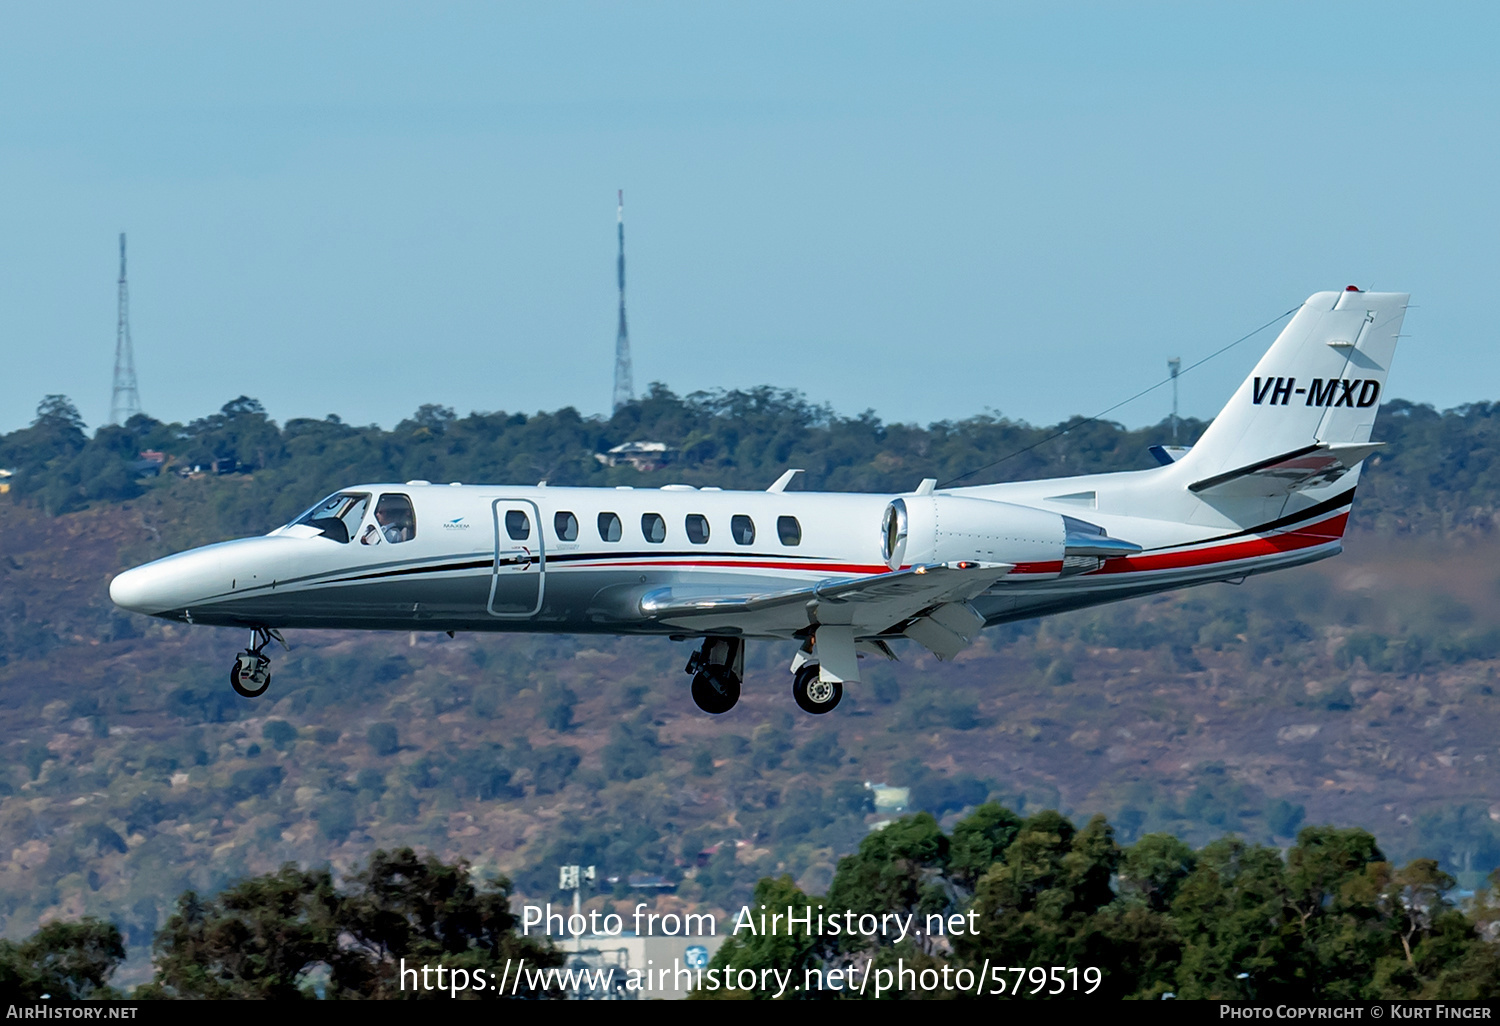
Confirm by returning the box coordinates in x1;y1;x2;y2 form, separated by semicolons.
110;288;1406;715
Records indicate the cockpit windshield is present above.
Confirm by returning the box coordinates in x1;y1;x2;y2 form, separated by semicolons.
292;492;370;544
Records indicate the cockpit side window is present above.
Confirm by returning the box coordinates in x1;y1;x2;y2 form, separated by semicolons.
294;492;370;544
373;493;416;544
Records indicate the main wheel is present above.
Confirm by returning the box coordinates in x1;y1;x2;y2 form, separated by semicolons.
231;654;271;698
691;666;740;714
792;664;842;714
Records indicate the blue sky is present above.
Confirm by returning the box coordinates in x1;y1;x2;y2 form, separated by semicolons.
3;3;1497;434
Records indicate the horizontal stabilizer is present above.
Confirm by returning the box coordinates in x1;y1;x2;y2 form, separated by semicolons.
1189;442;1382;498
1148;444;1192;466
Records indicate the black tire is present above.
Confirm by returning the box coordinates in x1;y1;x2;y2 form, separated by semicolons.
792;664;842;714
231;658;271;699
690;666;740;714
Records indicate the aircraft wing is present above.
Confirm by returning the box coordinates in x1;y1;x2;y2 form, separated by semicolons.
1188;442;1382;498
637;561;1013;639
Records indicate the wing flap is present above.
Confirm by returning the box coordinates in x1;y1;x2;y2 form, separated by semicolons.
904;601;986;660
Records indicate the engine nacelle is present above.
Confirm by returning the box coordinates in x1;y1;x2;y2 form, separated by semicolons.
881;495;1066;573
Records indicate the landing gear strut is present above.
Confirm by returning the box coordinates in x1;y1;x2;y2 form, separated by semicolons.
792;663;842;714
686;638;743;715
231;626;285;699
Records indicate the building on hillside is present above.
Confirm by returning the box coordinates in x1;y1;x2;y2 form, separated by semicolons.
865;782;910;814
558;930;726;1000
130;450;167;477
595;441;673;472
0;468;12;494
602;873;677;893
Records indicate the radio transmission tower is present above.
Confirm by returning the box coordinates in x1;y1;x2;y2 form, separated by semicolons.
612;190;634;413
110;232;141;425
1168;356;1181;442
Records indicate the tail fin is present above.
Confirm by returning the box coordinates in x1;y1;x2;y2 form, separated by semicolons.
1181;288;1407;490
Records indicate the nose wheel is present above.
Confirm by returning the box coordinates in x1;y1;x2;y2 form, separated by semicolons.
792;663;842;714
230;627;285;699
686;637;744;714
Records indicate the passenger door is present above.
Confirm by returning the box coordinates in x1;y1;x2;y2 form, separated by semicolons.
488;498;545;618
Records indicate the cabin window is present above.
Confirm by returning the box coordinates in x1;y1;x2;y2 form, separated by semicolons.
294;492;369;544
642;513;667;544
368;493;416;545
685;514;710;544
730;515;755;545
505;509;531;541
554;511;579;541
777;515;802;546
598;512;622;542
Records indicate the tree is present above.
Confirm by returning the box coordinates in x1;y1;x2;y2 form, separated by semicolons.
145;850;562;999
695;875;824;1001
960;813;1121;992
330;848;562;999
542;686;577;733
147;864;340;998
1169;837;1299;999
262;719;298;750
30;395;87;450
0;918;125;999
1118;833;1196;913
948;802;1024;888
368;722;400;756
826;812;951;936
602;718;660;781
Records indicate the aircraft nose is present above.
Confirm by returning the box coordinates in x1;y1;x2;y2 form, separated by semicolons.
109;564;177;615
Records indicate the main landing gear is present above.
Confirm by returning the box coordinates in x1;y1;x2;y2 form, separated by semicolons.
230;626;285;699
686;638;743;715
792;663;842;715
682;633;870;715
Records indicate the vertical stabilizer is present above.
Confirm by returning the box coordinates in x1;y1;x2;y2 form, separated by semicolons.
1180;288;1407;482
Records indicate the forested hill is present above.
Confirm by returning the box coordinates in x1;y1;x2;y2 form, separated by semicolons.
2;389;1497;539
4;387;1500;985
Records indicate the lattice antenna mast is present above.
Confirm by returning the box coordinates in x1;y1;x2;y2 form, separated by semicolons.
110;232;141;425
612;190;634;413
1168;357;1181;443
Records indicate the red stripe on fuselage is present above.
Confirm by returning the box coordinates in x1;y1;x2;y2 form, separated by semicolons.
1011;561;1064;575
563;558;894;575
1090;511;1348;576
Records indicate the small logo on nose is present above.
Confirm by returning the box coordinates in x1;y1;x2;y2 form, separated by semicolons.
443;518;470;530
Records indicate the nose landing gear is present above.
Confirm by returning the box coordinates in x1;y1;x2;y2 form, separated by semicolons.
230;627;285;699
686;637;743;715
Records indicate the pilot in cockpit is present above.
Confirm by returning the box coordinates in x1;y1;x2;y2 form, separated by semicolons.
362;494;416;545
